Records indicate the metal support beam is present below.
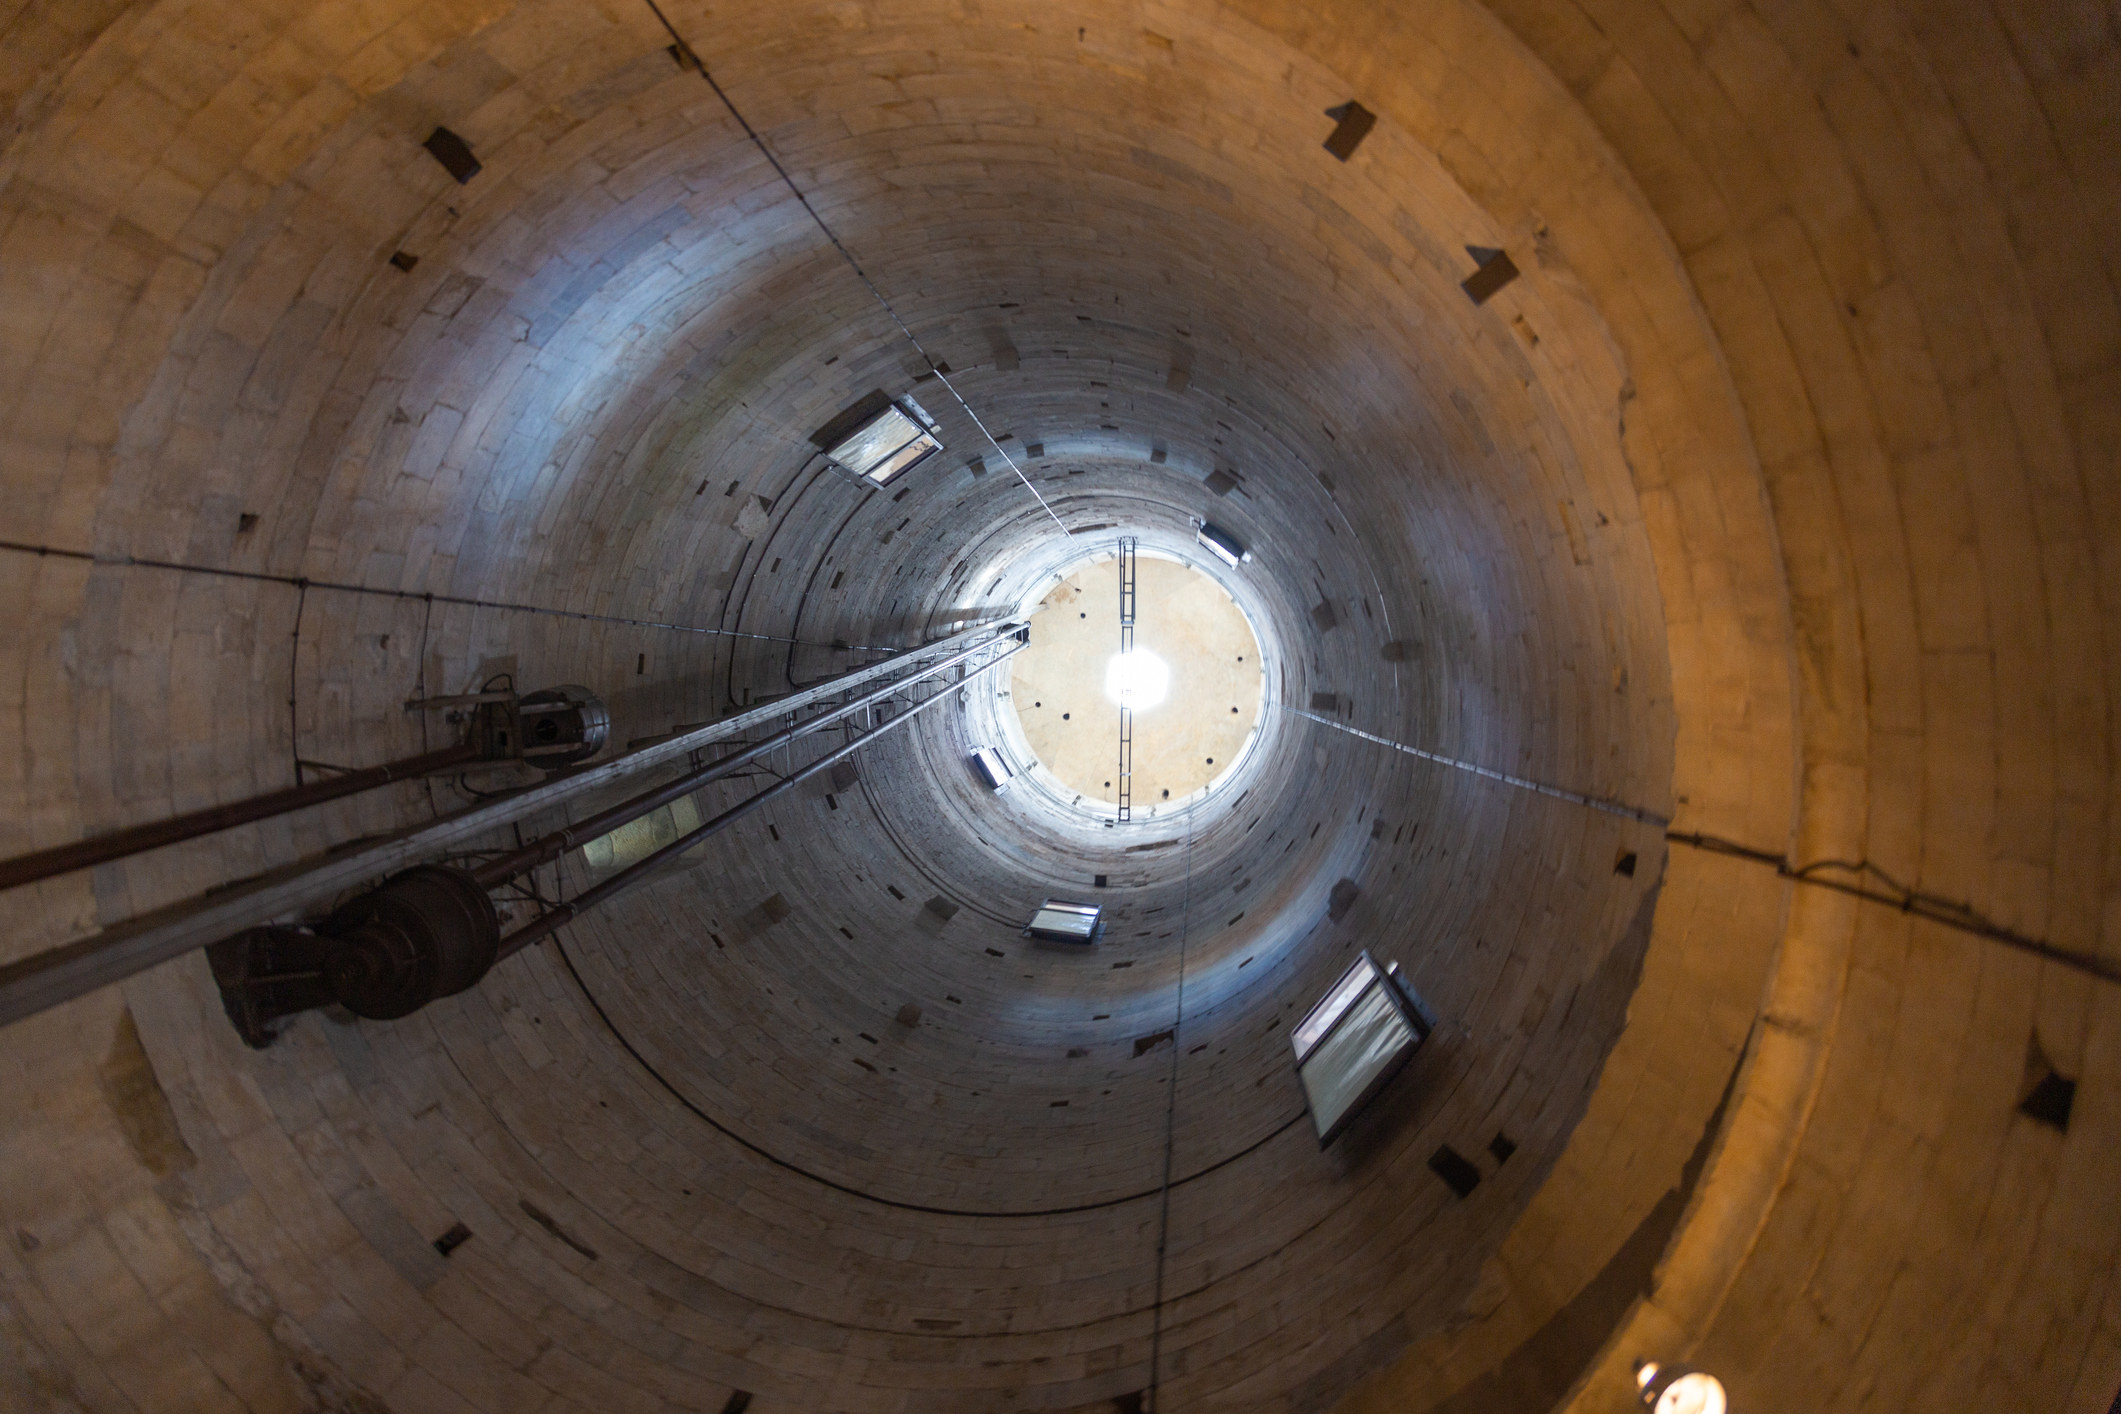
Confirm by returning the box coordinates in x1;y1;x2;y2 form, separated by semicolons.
496;635;1021;956
0;617;1025;1029
467;634;1013;889
0;741;483;892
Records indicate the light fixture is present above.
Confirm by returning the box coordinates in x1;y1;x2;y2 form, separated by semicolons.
1634;1362;1727;1414
1024;899;1103;944
970;746;1015;792
1195;520;1250;567
1102;649;1170;710
1290;951;1433;1144
820;394;943;487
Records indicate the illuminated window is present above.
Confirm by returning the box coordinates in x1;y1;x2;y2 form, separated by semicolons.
1024;899;1103;944
1291;951;1432;1144
970;747;1015;792
1196;520;1249;567
823;396;942;487
581;796;701;869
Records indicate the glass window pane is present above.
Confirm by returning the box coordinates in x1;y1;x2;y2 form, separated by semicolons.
827;405;923;476
863;430;940;485
1292;957;1382;1061
1298;984;1417;1140
1027;901;1100;941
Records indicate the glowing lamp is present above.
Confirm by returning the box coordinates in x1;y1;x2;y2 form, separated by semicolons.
1634;1361;1727;1414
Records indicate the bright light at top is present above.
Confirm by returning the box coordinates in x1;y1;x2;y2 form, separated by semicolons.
1104;650;1170;710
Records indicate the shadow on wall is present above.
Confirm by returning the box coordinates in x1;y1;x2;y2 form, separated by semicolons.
1420;1065;1740;1414
1295;876;1676;1414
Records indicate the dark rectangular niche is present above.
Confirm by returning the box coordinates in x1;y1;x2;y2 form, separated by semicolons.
422;126;482;184
1322;100;1377;161
2020;1071;2076;1131
1461;246;1521;305
1429;1144;1481;1199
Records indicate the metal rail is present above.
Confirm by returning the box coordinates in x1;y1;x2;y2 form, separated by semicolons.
0;742;482;891
496;636;1021;957
468;634;1012;889
0;617;1025;1028
1117;537;1137;822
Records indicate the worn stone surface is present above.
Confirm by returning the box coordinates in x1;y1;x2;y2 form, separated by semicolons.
0;0;2112;1412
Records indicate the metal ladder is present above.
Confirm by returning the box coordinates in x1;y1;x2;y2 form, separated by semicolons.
1117;536;1137;822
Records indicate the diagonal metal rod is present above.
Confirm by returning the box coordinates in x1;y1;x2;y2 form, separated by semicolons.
0;618;1023;1029
470;635;1013;888
0;741;481;892
496;639;1021;958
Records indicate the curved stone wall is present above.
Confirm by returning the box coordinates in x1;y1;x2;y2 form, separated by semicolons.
0;1;2113;1413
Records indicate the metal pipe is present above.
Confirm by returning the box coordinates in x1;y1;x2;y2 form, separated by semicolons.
495;640;1020;959
0;618;1024;1030
470;636;1010;889
0;741;483;892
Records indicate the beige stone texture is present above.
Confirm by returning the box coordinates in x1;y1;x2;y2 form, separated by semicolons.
0;0;2111;1411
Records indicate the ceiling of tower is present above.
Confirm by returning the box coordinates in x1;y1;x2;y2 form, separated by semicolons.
0;1;2116;1414
1007;553;1264;813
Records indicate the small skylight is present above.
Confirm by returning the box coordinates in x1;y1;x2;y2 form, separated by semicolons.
825;397;942;487
1196;520;1250;567
1024;899;1103;944
1291;952;1432;1145
1102;649;1169;709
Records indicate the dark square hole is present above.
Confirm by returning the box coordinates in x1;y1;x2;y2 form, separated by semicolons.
1461;248;1521;305
432;1222;473;1257
1615;850;1638;877
1428;1144;1481;1199
2020;1071;2076;1132
1489;1132;1517;1165
1322;100;1376;161
422;126;482;184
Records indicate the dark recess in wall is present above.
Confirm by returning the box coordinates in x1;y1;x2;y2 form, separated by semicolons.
422;126;481;183
1321;100;1376;160
1424;1050;1742;1414
1327;878;1360;922
1461;247;1520;305
1428;1145;1481;1198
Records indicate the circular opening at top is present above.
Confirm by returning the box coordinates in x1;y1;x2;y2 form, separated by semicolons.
1006;552;1265;815
1103;649;1171;709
